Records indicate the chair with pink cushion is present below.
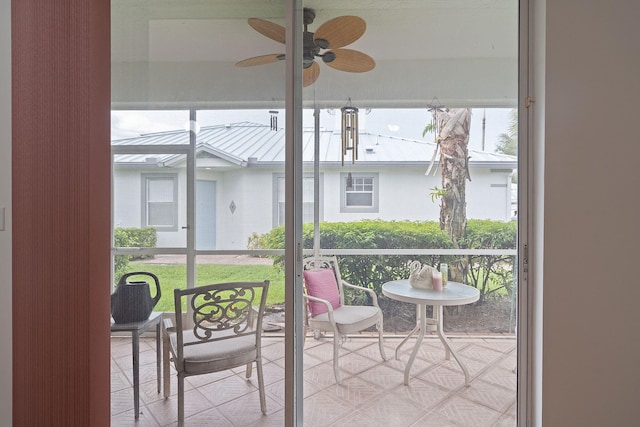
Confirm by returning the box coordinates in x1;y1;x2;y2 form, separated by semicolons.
302;256;386;384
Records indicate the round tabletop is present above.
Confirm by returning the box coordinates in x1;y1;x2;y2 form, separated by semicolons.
382;279;480;306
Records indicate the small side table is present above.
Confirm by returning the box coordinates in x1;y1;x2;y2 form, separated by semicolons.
111;311;163;420
382;280;479;386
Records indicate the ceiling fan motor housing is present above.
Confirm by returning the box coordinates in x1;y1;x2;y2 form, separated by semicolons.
303;32;320;68
303;7;316;25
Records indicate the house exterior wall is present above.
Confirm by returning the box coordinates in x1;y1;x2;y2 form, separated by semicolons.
216;169;276;249
113;163;513;250
319;165;513;223
113;168;143;229
467;169;514;220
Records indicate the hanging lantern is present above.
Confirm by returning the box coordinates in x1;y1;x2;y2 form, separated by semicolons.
341;103;359;166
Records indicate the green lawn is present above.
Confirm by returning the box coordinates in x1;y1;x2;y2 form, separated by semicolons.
121;262;285;312
118;260;513;314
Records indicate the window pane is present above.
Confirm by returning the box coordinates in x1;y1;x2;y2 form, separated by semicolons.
148;202;174;226
354;177;373;191
142;175;177;230
148;179;173;201
346;193;373;207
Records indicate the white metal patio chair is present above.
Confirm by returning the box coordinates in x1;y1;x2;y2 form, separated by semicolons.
302;256;386;384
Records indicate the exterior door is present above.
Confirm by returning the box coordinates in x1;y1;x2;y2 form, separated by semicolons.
196;179;216;250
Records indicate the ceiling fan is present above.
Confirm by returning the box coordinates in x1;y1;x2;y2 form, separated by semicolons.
235;7;375;87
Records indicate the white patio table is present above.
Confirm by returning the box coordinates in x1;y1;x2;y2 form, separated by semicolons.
382;280;479;386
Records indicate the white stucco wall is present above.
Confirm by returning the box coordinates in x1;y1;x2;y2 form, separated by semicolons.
238;170;281;244
113;168;143;229
211;169;283;249
216;169;245;249
0;0;11;422
468;170;514;221
113;163;514;250
319;165;512;223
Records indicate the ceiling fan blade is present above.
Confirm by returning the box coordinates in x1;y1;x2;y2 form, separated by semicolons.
303;62;320;87
314;16;366;49
235;54;284;67
324;49;375;73
248;18;286;44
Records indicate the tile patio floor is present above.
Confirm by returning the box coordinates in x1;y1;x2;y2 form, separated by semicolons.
111;333;517;427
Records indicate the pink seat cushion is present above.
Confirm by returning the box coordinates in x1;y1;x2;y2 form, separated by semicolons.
303;268;341;316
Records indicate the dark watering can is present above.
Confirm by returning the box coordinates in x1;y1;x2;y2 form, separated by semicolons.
111;272;161;324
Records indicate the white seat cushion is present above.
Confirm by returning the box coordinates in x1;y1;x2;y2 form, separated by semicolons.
308;305;381;335
169;330;257;375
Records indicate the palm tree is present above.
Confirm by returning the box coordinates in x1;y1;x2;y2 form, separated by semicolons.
435;108;471;248
495;108;517;156
424;108;472;282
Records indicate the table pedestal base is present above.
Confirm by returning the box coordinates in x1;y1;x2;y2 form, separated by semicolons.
394;304;470;386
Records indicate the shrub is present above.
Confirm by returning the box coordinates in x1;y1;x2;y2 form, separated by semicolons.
253;219;516;330
113;226;158;283
255;219;452;289
254;219;516;300
315;220;452;290
114;226;157;256
459;219;517;302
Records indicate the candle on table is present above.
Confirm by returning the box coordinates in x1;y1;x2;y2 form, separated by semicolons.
432;272;443;291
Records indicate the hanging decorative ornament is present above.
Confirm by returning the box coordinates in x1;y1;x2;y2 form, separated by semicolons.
269;110;279;131
346;172;353;190
341;99;359;166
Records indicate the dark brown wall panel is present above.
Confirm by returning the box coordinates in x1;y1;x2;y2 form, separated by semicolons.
12;0;111;425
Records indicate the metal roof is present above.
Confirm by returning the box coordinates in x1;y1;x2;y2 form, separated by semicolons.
112;122;517;168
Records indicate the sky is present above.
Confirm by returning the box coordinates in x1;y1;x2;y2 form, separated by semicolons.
111;107;514;153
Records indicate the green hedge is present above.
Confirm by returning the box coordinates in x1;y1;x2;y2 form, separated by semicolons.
113;226;158;283
253;219;516;303
313;220;453;295
459;219;517;302
255;220;450;296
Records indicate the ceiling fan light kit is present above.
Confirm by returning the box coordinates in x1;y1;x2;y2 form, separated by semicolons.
236;7;375;87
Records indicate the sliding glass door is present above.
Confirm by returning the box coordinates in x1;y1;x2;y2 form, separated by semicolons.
111;1;291;423
298;0;519;422
111;1;521;425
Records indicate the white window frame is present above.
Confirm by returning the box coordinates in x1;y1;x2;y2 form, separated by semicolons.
141;173;179;231
340;172;379;213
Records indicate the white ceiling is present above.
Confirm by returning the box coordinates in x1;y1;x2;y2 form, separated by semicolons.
111;0;518;109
